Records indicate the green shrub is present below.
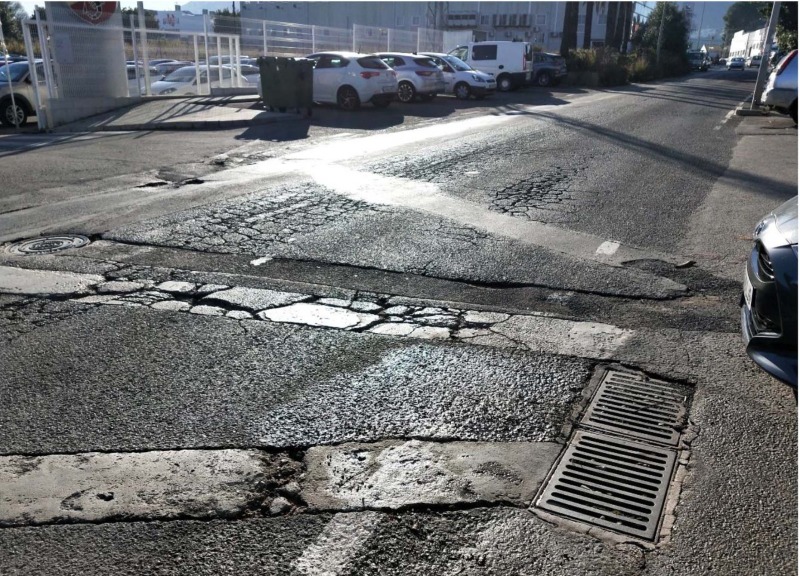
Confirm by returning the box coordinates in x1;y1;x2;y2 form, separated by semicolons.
566;49;597;72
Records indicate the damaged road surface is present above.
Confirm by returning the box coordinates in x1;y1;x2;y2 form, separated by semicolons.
0;74;797;576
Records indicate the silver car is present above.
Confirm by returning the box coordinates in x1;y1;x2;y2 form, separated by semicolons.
376;52;446;103
761;49;797;123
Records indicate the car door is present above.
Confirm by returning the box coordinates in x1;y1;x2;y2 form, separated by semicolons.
307;54;337;102
432;56;456;92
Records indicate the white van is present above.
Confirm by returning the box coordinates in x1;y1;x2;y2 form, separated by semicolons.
448;41;532;92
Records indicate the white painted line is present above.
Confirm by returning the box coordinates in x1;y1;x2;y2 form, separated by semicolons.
595;240;621;256
250;255;273;266
293;512;383;576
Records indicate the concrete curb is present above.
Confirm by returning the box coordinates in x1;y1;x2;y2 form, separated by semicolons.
87;113;308;132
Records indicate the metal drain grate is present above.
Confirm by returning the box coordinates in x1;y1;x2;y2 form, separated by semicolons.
580;370;687;446
536;430;677;540
5;235;90;255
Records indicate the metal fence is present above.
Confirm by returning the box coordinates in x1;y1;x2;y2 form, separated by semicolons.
15;12;445;129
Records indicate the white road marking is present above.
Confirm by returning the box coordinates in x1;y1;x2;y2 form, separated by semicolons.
250;256;273;266
595;240;621;256
293;512;383;576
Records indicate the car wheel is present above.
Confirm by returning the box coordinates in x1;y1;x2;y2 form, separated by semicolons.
0;99;27;127
790;100;797;124
397;81;417;103
454;82;471;100
497;74;512;92
337;86;360;111
536;72;553;87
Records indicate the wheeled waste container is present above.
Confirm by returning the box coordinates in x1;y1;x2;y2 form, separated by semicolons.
257;56;313;117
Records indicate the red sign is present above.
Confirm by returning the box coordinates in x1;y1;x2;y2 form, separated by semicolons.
69;2;117;25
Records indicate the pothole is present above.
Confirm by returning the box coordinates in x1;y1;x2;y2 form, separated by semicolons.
5;235;90;255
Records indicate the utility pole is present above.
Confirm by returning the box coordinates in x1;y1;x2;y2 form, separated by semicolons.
751;1;781;110
695;2;706;50
656;3;666;66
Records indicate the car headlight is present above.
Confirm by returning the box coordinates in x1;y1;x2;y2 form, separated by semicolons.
471;74;486;82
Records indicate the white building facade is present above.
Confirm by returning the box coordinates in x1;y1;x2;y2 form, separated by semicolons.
729;26;769;58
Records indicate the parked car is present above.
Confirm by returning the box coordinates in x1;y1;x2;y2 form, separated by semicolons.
761;49;797;123
375;52;445;103
303;52;397;110
687;51;708;71
127;64;159;96
148;65;246;96
421;52;496;99
449;41;533;92
741;196;798;388
0;59;46;126
531;51;568;86
727;57;745;70
747;54;762;68
154;60;193;79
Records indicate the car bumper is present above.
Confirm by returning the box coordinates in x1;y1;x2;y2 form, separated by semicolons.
740;243;798;387
469;85;495;96
761;86;795;109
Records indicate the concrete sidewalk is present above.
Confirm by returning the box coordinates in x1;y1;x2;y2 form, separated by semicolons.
55;95;306;132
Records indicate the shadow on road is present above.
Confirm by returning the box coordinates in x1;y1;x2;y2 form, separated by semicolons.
516;108;797;201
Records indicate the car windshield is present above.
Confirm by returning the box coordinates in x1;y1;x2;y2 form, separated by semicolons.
441;55;472;72
163;68;197;82
0;62;28;82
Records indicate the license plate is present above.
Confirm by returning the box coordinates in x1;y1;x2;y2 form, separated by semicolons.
743;271;754;309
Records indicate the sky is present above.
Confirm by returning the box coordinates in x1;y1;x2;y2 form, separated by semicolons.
17;1;232;15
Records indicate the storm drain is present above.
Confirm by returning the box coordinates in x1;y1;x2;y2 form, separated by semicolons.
536;430;677;540
580;370;688;446
5;235;90;255
535;368;691;540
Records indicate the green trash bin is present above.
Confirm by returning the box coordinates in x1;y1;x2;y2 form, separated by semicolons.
257;56;313;117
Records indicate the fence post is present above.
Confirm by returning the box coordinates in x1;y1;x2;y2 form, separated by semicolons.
416;29;421;53
312;25;316;52
352;24;356;52
216;35;223;91
136;1;151;95
202;11;210;94
387;28;391;50
131;24;141;96
262;21;267;55
33;12;56;100
193;35;201;90
22;21;47;130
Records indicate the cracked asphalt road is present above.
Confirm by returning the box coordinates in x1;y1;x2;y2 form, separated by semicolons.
0;70;797;576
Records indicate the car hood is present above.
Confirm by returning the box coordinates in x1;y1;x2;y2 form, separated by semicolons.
757;196;798;248
773;197;798;245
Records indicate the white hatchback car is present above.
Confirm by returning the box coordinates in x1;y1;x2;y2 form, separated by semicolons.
375;52;446;103
422;52;496;100
304;52;397;110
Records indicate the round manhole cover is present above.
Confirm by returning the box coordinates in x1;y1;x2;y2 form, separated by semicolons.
5;235;90;255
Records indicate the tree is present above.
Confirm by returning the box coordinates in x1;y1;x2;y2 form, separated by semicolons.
560;2;580;57
605;2;619;47
758;2;798;52
632;2;690;55
0;1;26;43
212;8;241;36
722;2;766;47
583;2;595;49
121;7;157;30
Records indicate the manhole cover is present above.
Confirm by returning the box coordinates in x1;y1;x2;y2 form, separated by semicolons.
5;235;90;255
536;430;677;540
580;370;688;446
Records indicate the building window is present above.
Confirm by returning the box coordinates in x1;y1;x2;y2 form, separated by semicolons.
396;17;404;27
536;14;546;26
412;15;420;26
481;15;489;26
